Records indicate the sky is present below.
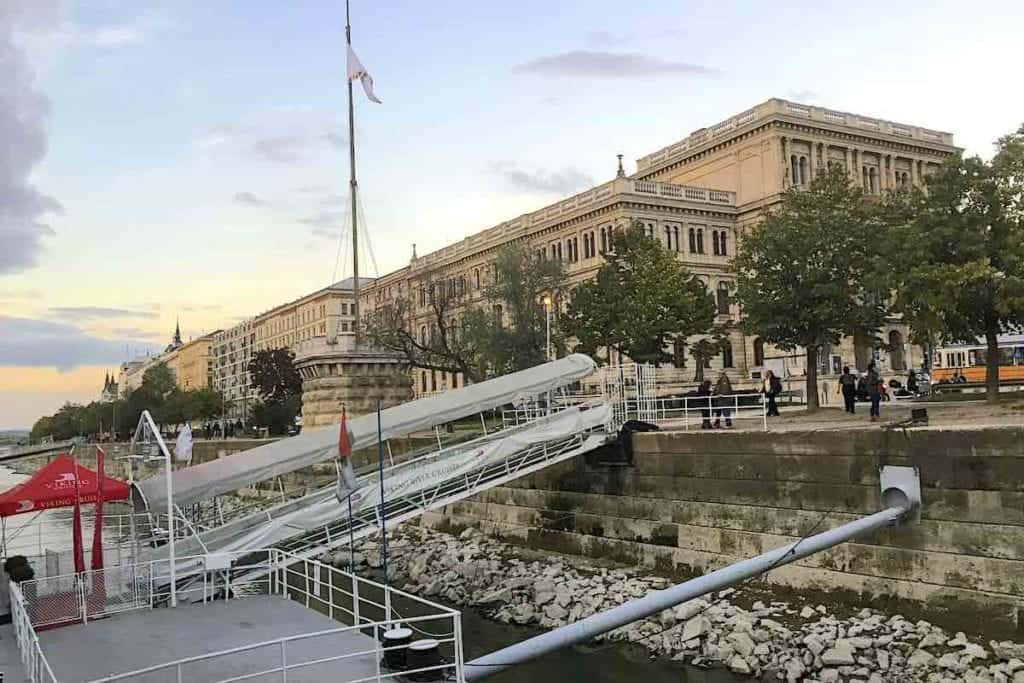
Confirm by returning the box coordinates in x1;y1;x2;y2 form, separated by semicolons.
1;0;1023;429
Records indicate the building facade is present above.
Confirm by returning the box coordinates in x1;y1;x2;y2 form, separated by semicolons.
175;334;218;390
212;319;257;421
352;98;958;396
253;277;369;353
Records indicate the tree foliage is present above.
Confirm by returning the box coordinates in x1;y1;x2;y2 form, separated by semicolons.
30;363;223;441
733;166;888;409
364;244;567;381
565;221;716;365
885;124;1024;401
247;348;302;434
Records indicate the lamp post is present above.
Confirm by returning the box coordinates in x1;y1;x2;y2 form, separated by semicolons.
542;295;553;362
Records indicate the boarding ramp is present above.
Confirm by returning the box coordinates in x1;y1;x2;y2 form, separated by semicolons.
148;406;611;575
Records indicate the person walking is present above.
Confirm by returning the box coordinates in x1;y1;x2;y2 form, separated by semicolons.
696;380;713;429
713;372;734;428
838;366;858;414
866;363;882;422
762;370;781;417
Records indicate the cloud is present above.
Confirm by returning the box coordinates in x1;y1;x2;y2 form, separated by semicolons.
515;50;718;79
0;316;157;371
233;191;270;207
251;135;305;163
0;2;63;275
489;161;595;195
110;327;162;340
48;306;159;321
786;89;819;103
0;288;41;300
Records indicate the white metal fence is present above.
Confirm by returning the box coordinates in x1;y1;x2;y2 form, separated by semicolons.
10;548;465;683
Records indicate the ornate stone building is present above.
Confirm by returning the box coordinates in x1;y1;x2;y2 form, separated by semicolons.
351;98;959;397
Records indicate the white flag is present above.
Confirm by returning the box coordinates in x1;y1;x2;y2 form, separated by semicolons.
175;423;193;463
347;44;382;104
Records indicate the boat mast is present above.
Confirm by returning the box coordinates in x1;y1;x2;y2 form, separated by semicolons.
346;0;360;346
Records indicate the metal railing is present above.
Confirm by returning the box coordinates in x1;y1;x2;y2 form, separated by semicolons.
626;392;767;431
12;548;465;683
9;580;59;683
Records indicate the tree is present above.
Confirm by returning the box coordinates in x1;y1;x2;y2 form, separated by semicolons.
248;348;302;433
734;165;888;410
364;274;487;382
249;348;302;403
364;244;567;381
565;221;716;365
886;125;1024;402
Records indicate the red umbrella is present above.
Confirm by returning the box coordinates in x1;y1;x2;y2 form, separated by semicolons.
0;454;128;517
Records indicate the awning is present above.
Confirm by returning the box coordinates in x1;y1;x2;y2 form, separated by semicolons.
136;353;598;510
0;455;129;517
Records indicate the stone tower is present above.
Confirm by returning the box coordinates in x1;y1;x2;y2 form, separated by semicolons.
293;300;412;428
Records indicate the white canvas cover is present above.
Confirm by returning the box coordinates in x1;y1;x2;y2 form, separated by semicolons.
137;354;597;510
153;405;610;559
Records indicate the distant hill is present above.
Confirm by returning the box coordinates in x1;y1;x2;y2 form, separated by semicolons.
0;429;30;444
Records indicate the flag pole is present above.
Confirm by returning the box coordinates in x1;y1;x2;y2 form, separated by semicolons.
346;0;361;346
376;399;388;586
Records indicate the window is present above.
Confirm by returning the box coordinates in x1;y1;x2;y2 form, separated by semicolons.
600;227;607;253
421;372;427;393
430;370;436;392
791;155;799;185
664;225;672;248
721;341;734;368
716;281;731;314
799;156;807;185
753;337;765;367
458;276;465;296
673;226;680;252
719;230;728;256
712;231;720;256
688;227;696;253
420;325;427;344
696;229;705;254
673;338;686;368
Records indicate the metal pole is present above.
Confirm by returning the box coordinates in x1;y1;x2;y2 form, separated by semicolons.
464;504;912;681
376;400;388;586
346;0;361;345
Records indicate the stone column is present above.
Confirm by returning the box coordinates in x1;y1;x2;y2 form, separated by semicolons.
781;136;789;188
910;156;919;187
852;149;862;187
807;139;816;181
845;148;853;182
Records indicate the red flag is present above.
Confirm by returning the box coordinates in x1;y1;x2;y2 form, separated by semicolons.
90;446;106;571
338;407;351;459
71;453;85;574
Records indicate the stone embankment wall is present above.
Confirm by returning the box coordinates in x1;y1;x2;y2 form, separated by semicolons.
421;426;1024;638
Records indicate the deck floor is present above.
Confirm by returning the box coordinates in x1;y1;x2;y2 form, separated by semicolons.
39;596;382;682
0;624;30;682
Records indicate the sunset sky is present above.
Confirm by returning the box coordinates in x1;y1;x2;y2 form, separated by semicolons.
2;0;1023;429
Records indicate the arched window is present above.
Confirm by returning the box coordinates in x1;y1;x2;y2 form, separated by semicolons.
719;230;728;256
600;227;607;253
721;341;734;369
697;228;705;254
799;156;808;185
889;330;905;371
420;325;427;344
869;167;878;194
673;226;680;252
790;155;799;185
421;372;427;393
753;337;765;367
688;227;697;253
862;166;869;189
712;231;721;256
664;225;672;248
716;281;731;314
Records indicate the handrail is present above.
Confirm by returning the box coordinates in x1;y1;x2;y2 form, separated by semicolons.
10;581;60;683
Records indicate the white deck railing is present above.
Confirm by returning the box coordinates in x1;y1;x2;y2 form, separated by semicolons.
11;548;465;683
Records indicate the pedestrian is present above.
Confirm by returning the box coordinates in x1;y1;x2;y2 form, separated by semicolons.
907;370;919;395
866;362;882;422
762;370;781;417
838;366;857;414
713;372;734;428
696;380;713;429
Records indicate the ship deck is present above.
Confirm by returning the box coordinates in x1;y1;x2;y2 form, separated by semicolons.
38;596;382;682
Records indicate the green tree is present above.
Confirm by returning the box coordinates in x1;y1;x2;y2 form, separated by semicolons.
886;125;1024;402
734;166;888;410
565;221;716;365
364;244;567;380
248;348;302;433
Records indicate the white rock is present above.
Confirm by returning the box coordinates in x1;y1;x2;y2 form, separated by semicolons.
821;641;856;666
877;649;891;671
728;655;751;674
672;600;706;622
784;657;805;682
681;615;712;642
727;631;756;657
800;606;816;619
803;634;826;656
819;668;840;682
920;632;949;649
964;643;990;660
909;649;937;668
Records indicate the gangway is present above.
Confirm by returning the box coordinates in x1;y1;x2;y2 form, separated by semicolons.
145;406;612;581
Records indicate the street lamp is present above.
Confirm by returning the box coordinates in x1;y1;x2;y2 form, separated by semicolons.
542;295;553;362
